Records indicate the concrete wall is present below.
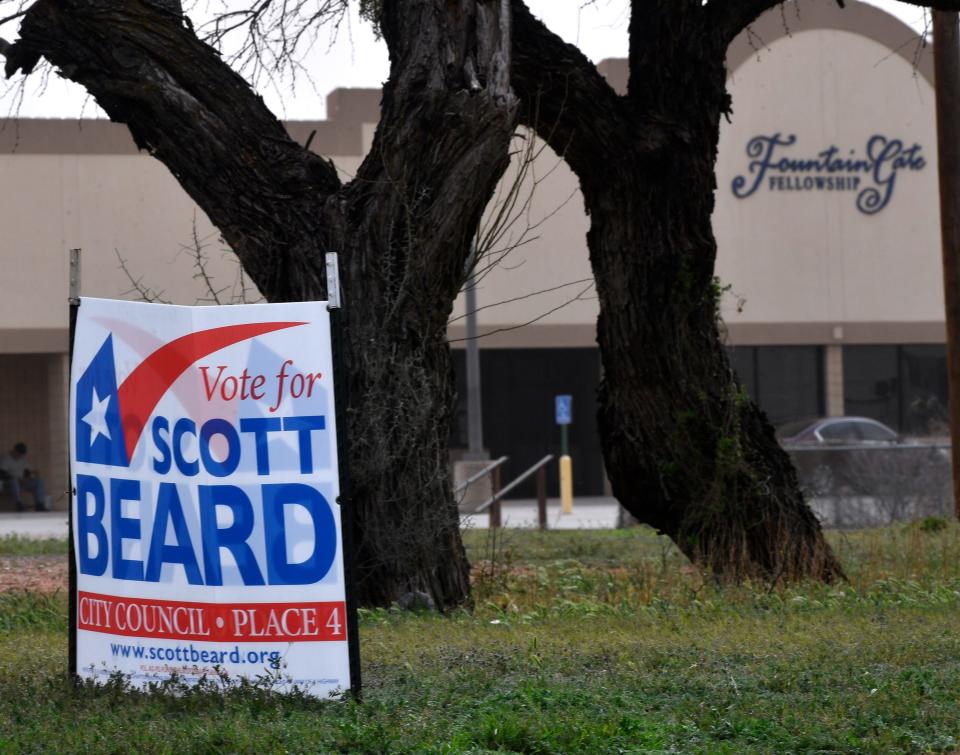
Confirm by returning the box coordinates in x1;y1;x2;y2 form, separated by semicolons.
716;4;940;338
0;2;942;350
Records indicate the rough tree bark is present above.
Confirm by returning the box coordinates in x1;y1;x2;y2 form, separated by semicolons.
507;0;960;579
509;1;851;581
3;0;518;607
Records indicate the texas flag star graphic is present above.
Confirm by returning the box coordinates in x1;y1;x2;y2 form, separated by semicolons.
81;388;112;444
74;335;128;467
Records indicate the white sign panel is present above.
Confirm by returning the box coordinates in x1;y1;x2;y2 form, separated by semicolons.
69;297;353;696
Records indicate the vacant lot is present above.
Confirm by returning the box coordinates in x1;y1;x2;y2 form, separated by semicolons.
2;523;960;753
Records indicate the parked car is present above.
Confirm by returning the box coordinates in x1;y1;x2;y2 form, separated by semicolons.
776;416;900;446
776;417;949;499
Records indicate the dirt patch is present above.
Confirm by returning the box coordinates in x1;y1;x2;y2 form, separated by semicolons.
0;555;68;594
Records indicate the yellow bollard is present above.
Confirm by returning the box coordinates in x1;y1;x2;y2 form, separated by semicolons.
560;454;573;514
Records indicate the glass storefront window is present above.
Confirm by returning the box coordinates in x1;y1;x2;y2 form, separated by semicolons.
842;345;899;430
900;345;949;436
726;345;824;428
843;345;949;437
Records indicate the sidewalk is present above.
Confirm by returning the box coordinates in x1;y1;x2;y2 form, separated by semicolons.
461;496;621;530
0;497;621;540
0;511;69;539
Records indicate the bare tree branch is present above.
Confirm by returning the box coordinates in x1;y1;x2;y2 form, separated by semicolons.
706;0;960;46
182;213;228;305
199;0;355;90
470;128;572;282
1;0;340;300
510;0;656;186
119;213;265;306
448;281;595;343
115;249;173;304
0;9;26;28
448;277;595;324
703;0;783;46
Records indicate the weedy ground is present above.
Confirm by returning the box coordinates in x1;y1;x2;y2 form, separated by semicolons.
2;521;960;753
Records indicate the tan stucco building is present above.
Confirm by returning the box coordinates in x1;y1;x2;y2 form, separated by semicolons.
0;0;946;507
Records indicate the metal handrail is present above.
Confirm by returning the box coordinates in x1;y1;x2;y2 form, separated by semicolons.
454;456;509;495
475;454;554;513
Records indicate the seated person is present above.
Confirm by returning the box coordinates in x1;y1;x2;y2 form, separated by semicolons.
0;442;50;512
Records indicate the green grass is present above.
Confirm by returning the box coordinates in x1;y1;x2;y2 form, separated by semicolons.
0;534;67;556
3;523;960;752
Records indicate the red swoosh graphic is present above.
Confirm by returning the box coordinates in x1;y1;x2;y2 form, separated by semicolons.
116;322;306;461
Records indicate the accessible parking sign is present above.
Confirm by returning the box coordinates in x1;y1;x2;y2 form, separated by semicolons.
69;297;356;696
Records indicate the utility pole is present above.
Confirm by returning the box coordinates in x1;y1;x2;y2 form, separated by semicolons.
934;10;960;518
464;242;486;462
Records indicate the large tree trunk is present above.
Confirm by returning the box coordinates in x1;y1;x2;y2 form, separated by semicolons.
511;2;843;581
335;2;518;603
591;29;842;580
587;168;842;581
5;0;517;607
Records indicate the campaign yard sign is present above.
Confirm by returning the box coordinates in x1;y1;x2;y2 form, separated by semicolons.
69;297;356;697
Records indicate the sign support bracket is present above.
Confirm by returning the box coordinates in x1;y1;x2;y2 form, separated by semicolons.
67;248;81;679
326;252;362;700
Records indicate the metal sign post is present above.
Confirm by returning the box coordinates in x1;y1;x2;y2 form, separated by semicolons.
325;252;362;699
555;395;573;514
67;249;81;679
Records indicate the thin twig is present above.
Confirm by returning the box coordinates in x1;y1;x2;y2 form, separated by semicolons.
115;249;172;304
449;282;595;343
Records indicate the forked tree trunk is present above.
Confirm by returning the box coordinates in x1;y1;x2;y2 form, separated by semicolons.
5;0;518;607
512;5;843;582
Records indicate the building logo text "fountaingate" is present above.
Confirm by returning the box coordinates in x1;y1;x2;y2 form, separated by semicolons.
731;133;925;215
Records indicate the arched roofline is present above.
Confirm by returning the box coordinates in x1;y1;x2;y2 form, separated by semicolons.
726;0;933;87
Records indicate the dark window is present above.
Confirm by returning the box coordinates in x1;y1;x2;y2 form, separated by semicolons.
843;345;899;430
451;348;604;497
900;345;949;436
756;347;823;426
727;346;823;427
844;345;948;436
